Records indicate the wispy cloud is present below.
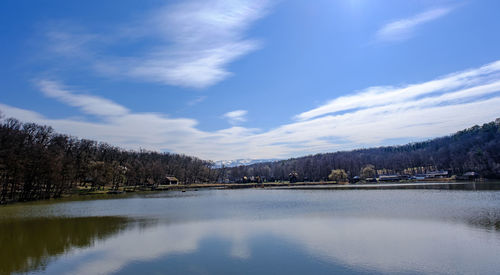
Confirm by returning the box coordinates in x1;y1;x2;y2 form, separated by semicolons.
223;109;248;125
376;7;454;42
125;0;271;88
2;60;500;160
37;80;128;117
187;96;208;106
297;60;500;120
44;26;99;58
44;0;273;89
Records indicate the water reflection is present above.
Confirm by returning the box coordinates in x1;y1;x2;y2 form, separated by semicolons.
1;189;500;275
0;216;131;274
463;209;500;231
32;216;500;275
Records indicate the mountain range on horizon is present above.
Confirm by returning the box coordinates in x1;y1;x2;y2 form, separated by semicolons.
214;159;281;168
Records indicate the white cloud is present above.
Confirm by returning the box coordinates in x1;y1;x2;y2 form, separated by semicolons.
46;0;273;89
2;60;500;161
297;60;500;120
187;96;207;106
126;0;270;88
45;29;97;57
376;7;453;42
223;109;248;125
37;80;129;117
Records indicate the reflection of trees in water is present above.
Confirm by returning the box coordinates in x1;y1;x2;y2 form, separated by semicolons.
0;216;131;274
464;210;500;231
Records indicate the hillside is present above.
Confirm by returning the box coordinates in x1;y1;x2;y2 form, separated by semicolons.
0;117;216;203
221;119;500;182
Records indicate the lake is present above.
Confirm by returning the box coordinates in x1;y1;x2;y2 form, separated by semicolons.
1;186;500;275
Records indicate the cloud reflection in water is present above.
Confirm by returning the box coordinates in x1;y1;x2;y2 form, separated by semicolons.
38;216;500;275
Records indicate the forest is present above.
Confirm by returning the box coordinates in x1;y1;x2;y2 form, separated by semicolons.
0;117;216;204
2;114;500;204
221;119;500;182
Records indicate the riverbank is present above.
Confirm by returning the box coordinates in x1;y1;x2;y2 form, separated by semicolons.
78;181;336;194
271;181;500;190
0;181;336;205
3;180;499;205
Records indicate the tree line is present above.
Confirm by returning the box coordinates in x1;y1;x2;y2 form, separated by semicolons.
2;114;500;203
221;119;500;182
0;117;216;203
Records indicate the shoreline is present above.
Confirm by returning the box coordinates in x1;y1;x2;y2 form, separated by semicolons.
270;181;500;190
2;181;499;206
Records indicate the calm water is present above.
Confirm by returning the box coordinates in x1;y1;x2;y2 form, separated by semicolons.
1;187;500;275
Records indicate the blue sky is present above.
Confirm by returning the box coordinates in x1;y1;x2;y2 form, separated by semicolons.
1;0;500;161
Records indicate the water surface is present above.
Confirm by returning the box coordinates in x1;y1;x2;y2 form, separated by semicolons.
1;187;500;274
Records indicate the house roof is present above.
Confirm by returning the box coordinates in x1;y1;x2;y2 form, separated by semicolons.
165;176;178;181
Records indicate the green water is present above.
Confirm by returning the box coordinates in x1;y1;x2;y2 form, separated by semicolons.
1;187;500;274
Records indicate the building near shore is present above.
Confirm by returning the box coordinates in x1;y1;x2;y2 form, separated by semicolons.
378;175;401;181
165;176;179;185
425;170;449;178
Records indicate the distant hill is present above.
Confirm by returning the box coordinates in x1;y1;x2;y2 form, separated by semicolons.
221;119;500;181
